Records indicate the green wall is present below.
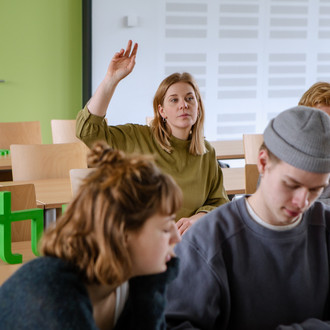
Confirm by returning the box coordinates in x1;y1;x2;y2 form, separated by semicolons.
0;0;82;143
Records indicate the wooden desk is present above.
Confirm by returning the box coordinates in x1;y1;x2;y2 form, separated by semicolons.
209;140;244;160
0;240;37;285
0;178;72;209
222;167;245;195
0;172;245;204
0;178;72;226
33;178;72;209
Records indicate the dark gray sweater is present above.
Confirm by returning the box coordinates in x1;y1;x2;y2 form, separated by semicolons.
0;256;179;329
166;197;330;329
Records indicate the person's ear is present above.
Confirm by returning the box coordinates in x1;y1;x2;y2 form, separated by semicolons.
158;104;166;119
257;149;269;176
124;231;130;247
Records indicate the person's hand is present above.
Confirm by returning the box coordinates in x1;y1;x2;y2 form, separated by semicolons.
106;40;138;83
176;212;206;236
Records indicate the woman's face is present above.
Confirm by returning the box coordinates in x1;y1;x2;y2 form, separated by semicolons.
158;82;199;140
126;213;180;276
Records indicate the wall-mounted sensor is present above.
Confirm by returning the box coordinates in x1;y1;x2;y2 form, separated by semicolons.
126;15;138;27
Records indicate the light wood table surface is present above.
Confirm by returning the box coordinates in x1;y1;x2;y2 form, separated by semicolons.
209;140;244;160
33;178;72;209
0;172;245;204
0;170;245;207
0;240;37;285
222;167;245;195
0;178;72;209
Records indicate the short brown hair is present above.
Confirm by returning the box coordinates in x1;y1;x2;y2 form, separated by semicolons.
298;82;330;107
259;142;281;164
151;72;206;155
41;142;182;285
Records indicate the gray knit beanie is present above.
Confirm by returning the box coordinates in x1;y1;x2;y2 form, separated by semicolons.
263;106;330;173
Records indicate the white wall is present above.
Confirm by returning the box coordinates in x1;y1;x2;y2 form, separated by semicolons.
92;0;162;126
93;0;330;141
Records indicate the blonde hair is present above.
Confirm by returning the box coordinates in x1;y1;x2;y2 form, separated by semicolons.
41;142;182;286
298;82;330;107
150;72;206;155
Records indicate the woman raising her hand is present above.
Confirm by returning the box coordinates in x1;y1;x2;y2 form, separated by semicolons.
76;40;229;235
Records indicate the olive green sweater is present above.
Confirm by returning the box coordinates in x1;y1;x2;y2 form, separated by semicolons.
76;107;229;220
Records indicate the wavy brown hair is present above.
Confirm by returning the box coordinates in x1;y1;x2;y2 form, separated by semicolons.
150;72;206;155
41;142;182;286
299;82;330;107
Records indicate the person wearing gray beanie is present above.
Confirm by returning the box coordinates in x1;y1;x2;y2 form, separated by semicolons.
165;106;330;329
264;105;330;173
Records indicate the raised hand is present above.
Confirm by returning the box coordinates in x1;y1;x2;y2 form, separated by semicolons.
87;40;138;117
106;40;138;82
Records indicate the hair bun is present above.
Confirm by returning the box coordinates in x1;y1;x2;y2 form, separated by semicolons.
87;141;123;168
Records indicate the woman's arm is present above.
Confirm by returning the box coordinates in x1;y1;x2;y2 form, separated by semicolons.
87;40;138;117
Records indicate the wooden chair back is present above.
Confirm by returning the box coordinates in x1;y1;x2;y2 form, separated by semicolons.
244;164;260;194
69;168;96;196
0;121;42;149
51;119;80;144
10;143;88;181
243;134;264;194
209;140;244;160
243;134;264;164
0;184;37;242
